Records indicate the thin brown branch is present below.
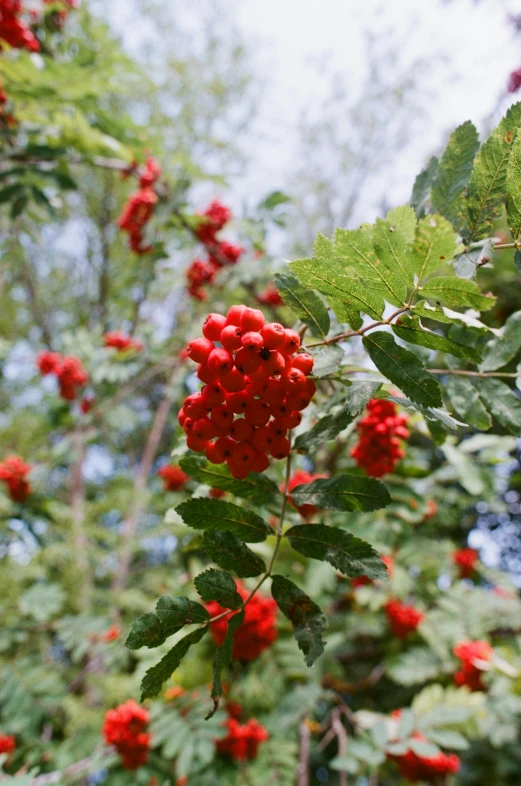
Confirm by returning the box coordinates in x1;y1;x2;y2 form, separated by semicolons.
305;306;410;348
18;255;53;349
298;722;311;786
331;708;349;786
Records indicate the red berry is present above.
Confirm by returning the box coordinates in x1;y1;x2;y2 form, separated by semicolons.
227;391;254;414
261;322;285;349
193;417;218;441
269;435;291;459
183;418;195;434
214;437;236;461
279;329;300;356
211;404;234;429
214;424;233;439
251;450;270;473
220;368;246;393
207;347;234;375
235;347;261;374
197;364;216;384
226;305;247;326
183;392;209;419
227;460;250;480
203;313;227;341
281;368;306;393
186;435;209;452
178;408;187;427
262;350;285;376
206;441;225;464
187;337;214;363
292;353;314;375
269;401;290;419
245;379;264;397
231;441;256;467
241;332;264;351
201;382;226;407
269;419;288;438
286;392;311;411
241;307;266;332
220;325;243;351
277;411;302;429
303;378;316;398
251;426;275;452
260;380;285;407
247;366;271;384
230;418;253;442
245;400;271;427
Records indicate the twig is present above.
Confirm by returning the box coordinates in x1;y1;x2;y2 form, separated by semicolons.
297;722;311;786
331;708;349;786
18;255;53;349
428;369;519;378
305;306;410;348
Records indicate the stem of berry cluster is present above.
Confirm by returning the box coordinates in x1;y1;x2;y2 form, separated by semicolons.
305;306;410;348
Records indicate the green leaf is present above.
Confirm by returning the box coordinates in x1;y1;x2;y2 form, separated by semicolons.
290;473;391;513
194;569;242;610
373;206;417;284
271;575;326;667
507;131;521;241
0;183;24;204
176;499;271;542
392;314;482;362
363;331;443;407
478;379;521;436
410;156;439;217
125;613;176;651
411;215;460;282
208;609;245;717
11;193;28;218
419;276;496;311
274;272;330;337
155;596;210;627
427;729;469;751
446;377;492;431
409;739;441;759
140;627;208;700
179;456;280;504
286;524;387;579
202;530;266;578
464;102;521;243
431;121;480;228
480;310;521;370
310;344;343;377
387;647;444;686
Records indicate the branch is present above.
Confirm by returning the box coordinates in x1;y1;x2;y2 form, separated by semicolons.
70;425;93;612
429;369;519;378
18;255;53;349
19;749;113;786
297;721;311;786
305;306;410;348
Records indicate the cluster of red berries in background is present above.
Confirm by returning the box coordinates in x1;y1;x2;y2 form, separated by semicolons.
157;464;188;492
508;67;521;93
385;599;424;639
453;640;492;691
351;399;409;478
388;723;460;783
180;305;315;479
104;331;143;353
186;200;243;300
37;351;88;400
0;455;32;503
286;470;327;520
257;282;283;307
0;0;40;51
453;547;479;579
0;733;15;757
118;157;162;254
215;710;268;762
207;581;278;662
102;700;151;770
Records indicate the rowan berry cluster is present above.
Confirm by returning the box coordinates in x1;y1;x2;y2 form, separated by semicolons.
118;157;161;254
104;331;144;353
287;470;328;520
453;547;479;579
206;581;278;661
388;730;460;782
385;599;424;639
0;455;32;503
180;306;315;479
0;0;40;52
0;734;15;756
102;700;151;771
37;351;88;400
157;464;188;492
257;282;283;307
453;640;492;691
215;713;268;761
186;200;243;300
351;399;409;478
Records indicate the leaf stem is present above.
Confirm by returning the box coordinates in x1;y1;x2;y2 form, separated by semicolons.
428;369;520;378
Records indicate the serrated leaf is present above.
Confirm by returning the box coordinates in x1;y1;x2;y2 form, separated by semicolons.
412;215;460;281
176;499;271;542
290;473;391;513
480;310;521;370
373;206;417;283
446;377;492;431
427;729;469;750
387;647;444;686
274;272;330;337
413;300;498;332
419;276;496;311
431;121;479;228
392;314;482;362
202;530;266;578
385;394;467;431
140;627;208;700
327;297;363;330
208;609;245;717
155;596;210;627
271;575;326;667
410;156;439;217
179;456;280;504
286;524;387;579
464;102;521;243
478;379;521;436
363;331;442;407
194;569;242;609
125;613;177;651
310;344;343;377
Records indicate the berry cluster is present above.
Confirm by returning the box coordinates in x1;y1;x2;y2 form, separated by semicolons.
388;731;460;783
215;713;268;762
118;157;161;254
385;599;424;639
351;399;409;478
0;0;40;52
186;200;243;300
287;470;328;520
453;640;492;691
257;282;283;307
102;700;151;770
180;306;315;479
104;331;143;353
206;580;278;662
0;734;15;756
453;547;479;579
157;464;188;492
37;351;88;400
0;455;32;503
508;67;521;93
